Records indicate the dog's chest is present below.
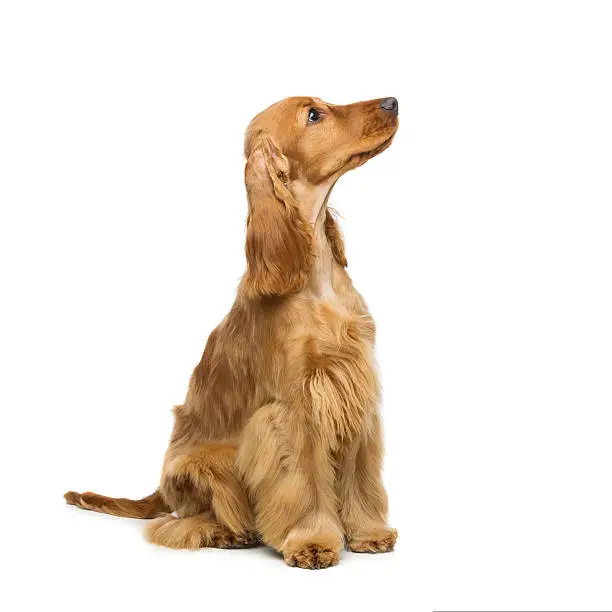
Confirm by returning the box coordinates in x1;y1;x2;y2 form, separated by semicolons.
294;298;380;447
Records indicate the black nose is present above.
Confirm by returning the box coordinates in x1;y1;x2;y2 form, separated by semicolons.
380;97;399;116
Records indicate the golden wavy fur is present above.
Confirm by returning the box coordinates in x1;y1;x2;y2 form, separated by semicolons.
65;96;399;569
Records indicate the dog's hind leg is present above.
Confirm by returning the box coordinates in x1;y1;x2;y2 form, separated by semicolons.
146;511;256;550
154;441;258;549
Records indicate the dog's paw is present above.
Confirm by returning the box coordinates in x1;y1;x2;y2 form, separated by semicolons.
284;542;340;569
213;529;260;549
347;527;397;553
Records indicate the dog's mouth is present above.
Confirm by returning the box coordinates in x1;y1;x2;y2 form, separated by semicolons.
348;129;398;167
320;124;398;181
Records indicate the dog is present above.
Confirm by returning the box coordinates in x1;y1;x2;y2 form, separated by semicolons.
65;96;399;569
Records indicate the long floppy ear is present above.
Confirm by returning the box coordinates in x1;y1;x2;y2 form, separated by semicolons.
325;207;348;268
243;131;312;298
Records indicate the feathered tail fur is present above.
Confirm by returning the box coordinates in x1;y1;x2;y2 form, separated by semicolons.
64;489;170;519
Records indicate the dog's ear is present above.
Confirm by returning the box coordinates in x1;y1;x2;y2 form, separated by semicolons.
243;131;312;298
325;208;347;268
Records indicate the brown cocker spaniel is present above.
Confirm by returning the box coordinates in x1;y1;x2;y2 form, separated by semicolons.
66;96;399;569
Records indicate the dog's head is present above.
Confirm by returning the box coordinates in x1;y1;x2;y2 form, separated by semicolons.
242;97;398;298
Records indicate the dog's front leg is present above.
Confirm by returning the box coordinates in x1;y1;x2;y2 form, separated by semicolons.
336;412;398;553
237;401;343;569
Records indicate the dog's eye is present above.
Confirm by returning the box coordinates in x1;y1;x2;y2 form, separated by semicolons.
308;108;321;123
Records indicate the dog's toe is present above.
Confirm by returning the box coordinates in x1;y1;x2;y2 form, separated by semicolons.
284;542;340;569
347;527;397;553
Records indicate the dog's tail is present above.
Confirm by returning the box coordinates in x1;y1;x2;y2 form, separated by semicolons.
64;489;170;519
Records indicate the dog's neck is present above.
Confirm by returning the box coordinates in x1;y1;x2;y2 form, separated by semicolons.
292;180;331;225
311;204;337;299
292;180;338;299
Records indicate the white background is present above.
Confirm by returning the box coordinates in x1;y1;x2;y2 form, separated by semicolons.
2;1;611;610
